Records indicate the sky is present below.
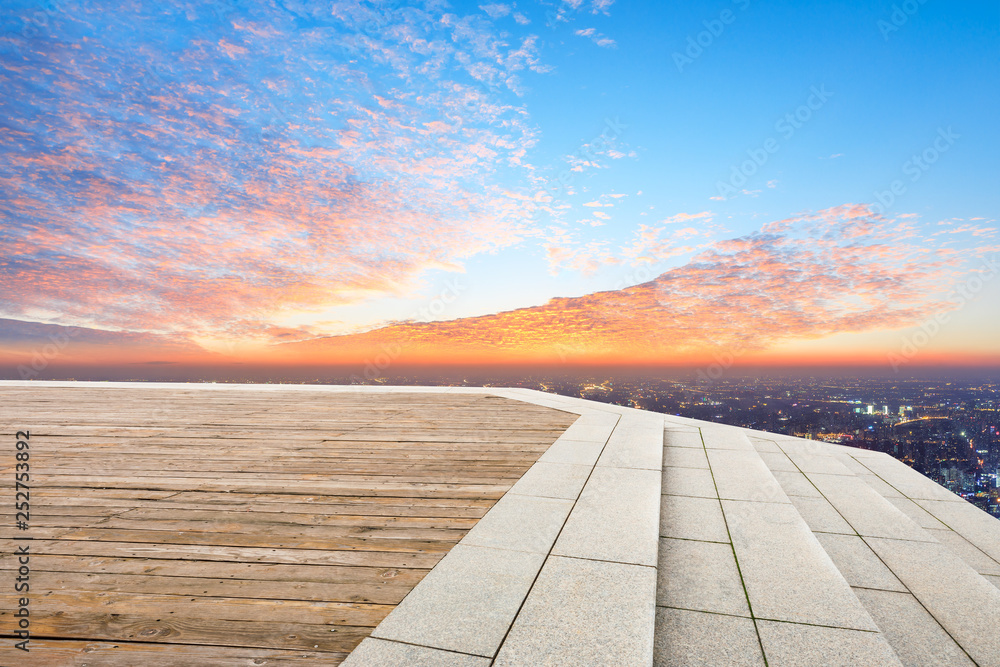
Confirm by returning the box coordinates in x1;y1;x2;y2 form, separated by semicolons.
1;0;998;378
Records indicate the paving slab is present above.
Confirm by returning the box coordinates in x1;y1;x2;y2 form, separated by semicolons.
343;638;491;667
749;437;782;453
493;556;655;666
660;494;730;543
858;472;906;499
657;537;750;616
831;451;876;475
827;443;882;457
852;454;964;503
766;434;821;451
854;588;976;667
708;448;790;504
807;473;932;542
788;495;855;535
865;536;1000;666
496;390;584;412
927;529;1000;576
757;450;799;472
553;466;660;566
813;532;906;592
597;416;664;470
779;450;854;476
663;414;708;428
662;465;717;498
663;429;705;449
912;498;1000;564
756;620;901;667
701;427;756;451
506;461;591;500
462;493;574;554
771;470;823;498
722;499;878;630
883;496;948;530
371;544;545;657
537;437;606;466
653;607;765;667
558;412;619;443
664;425;700;434
662;445;709;469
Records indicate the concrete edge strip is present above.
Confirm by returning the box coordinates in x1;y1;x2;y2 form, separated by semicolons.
492;399;662;665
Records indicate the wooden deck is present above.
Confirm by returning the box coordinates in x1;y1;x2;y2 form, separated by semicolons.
0;386;576;665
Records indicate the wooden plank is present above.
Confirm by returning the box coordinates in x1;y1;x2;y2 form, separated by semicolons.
20;571;417;605
16;527;462;553
0;539;445;568
19;493;495;516
0;639;342;667
52;518;471;541
0;386;576;662
0;589;393;626
0;554;430;585
12;476;515;497
7;610;371;652
0;508;482;528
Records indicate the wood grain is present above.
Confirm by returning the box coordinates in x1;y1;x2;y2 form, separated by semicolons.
0;386;575;665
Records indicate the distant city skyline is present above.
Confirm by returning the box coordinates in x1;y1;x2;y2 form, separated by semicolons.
2;0;998;375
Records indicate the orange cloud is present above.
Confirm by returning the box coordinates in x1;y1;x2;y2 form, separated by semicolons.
268;205;983;367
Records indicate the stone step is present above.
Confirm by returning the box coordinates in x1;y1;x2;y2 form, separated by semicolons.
656;426;902;666
830;443;1000;587
755;434;1000;667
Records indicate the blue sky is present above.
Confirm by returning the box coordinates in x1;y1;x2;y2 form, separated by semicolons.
377;0;1000;321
